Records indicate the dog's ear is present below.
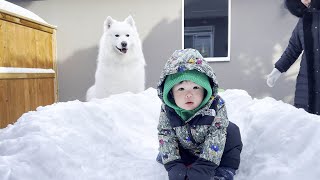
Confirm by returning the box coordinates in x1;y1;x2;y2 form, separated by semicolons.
125;15;135;27
104;16;114;31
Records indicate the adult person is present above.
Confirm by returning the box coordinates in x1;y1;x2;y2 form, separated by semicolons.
267;0;320;115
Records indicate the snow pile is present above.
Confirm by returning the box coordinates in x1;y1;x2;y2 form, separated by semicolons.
224;89;320;180
0;88;319;180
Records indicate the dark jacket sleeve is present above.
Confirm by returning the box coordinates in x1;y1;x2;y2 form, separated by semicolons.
275;19;303;73
219;121;243;170
164;160;187;180
187;158;217;180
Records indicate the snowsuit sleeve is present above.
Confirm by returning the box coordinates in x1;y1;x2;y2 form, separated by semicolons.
220;121;242;170
187;98;229;180
275;19;303;73
199;99;229;166
157;104;181;164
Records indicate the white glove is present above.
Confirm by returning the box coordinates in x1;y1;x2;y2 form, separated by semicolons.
266;68;281;87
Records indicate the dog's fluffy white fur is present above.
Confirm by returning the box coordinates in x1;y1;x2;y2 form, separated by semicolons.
86;16;145;101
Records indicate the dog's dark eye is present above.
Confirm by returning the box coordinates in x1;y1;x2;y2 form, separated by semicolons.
126;34;130;37
115;34;119;37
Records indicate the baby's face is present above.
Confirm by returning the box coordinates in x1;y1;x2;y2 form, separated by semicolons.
172;81;205;110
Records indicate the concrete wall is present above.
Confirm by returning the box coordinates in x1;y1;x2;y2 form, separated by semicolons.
6;0;300;105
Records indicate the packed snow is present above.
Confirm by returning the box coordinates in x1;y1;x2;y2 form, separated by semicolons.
0;67;55;73
0;88;319;180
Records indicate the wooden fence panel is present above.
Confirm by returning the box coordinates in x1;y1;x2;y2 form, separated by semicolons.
0;75;55;128
0;10;57;128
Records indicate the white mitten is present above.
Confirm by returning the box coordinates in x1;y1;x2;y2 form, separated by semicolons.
266;68;281;87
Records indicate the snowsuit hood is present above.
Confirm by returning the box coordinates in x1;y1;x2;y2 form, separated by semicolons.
162;69;212;121
157;48;219;103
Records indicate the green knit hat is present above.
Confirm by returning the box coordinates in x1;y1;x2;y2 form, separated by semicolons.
163;70;212;112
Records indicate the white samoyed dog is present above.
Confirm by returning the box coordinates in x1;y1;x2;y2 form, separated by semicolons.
86;15;146;101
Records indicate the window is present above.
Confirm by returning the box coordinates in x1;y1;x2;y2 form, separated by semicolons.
183;0;231;62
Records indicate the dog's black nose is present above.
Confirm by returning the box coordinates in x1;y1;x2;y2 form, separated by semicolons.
121;41;127;47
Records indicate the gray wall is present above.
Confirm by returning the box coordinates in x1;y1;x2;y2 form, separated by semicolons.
227;0;299;104
7;0;300;105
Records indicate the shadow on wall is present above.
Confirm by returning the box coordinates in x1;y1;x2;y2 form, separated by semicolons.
58;46;98;102
143;17;182;89
219;0;297;104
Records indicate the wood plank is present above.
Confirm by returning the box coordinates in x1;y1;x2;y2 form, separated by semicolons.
52;30;58;101
0;9;56;33
0;78;55;128
35;31;50;68
0;20;10;67
39;78;55;105
0;80;9;128
1;17;55;69
7;79;25;126
0;20;6;66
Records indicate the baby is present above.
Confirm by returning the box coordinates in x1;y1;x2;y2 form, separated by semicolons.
156;49;242;180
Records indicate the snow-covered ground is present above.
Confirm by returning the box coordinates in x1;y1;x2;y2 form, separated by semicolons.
0;88;319;180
